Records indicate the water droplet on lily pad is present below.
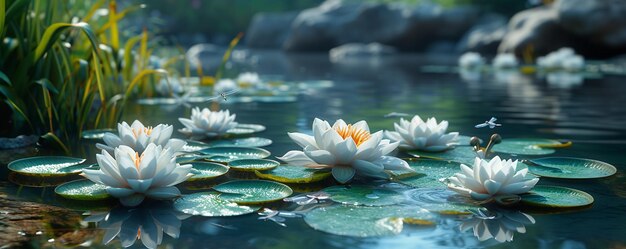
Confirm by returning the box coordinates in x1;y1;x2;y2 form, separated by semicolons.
304;205;435;237
397;160;461;189
524;157;617;179
212;180;293;205
199;146;271;162
207;137;272;147
521;185;594;208
255;165;332;184
187;162;229;181
182;140;211;152
323;185;405;206
55;179;110;201
235;124;266;133
174;192;259;217
228;159;279;172
8;156;87;176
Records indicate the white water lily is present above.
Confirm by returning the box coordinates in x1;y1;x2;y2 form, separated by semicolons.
492;53;519;69
178;107;238;138
97;120;186;155
461;208;535;243
214;78;239;94
82;143;193;207
447;156;539;201
236;72;261;86
277;118;412;183
458;52;485;69
384;115;459;152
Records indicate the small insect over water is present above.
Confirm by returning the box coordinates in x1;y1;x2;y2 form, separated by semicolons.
204;89;240;102
475;117;502;129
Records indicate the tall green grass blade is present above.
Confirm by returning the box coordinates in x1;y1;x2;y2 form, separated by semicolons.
0;71;10;85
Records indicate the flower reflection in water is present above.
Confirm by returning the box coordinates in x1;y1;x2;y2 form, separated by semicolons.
84;202;190;249
460;207;535;243
546;72;584;89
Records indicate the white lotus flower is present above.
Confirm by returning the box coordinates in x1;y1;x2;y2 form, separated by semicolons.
537;47;585;72
492;53;518;69
447;156;539;201
384;115;459;152
277;118;412;183
85;204;190;249
82;143;193;207
236;72;261;86
97;120;186;155
460;208;535;243
458;52;485;69
214;78;239;94
178;107;238;138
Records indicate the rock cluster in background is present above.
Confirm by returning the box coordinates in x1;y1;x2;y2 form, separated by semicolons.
245;0;626;59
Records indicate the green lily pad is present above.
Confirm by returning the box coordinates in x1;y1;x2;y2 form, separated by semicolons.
188;162;229;181
323;185;406;206
235;124;266;132
176;154;204;163
255;165;332;184
81;129;115;140
8;156;87;176
54;179;110;201
525;157;617;179
406;146;478;165
304;205;435;237
521;185;594;208
207;137;273;147
225;127;256;136
228;159;279;172
199;146;271;162
493;138;561;155
173;192;259;217
406;188;477;214
212;180;293;205
398;160;461;189
182;140;211;152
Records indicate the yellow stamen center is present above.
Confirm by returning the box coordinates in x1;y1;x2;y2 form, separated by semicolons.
334;124;371;147
132;152;142;170
131;126;154;138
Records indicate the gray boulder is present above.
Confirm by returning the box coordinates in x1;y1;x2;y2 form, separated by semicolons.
246;12;299;49
283;0;480;52
457;14;508;54
329;43;396;63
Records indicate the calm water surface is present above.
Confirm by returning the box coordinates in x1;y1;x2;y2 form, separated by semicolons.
2;51;626;249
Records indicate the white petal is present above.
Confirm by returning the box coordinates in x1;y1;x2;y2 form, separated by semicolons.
288;132;318;149
332;166;356;184
119;194;145;207
373;156;411;171
276;150;317;166
304;148;337;165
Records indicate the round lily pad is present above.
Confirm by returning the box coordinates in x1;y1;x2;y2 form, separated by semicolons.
524;157;617;179
55;179;110;201
176;154;203;164
398;160;461;189
304;205;435;237
8;156;87;176
225;127;256;136
255;165;332;184
235;124;266;133
207;137;272;147
406;188;477;214
228;159;279;172
173;192;259;217
81;129;115;140
212;180;293;205
406;146;478;165
199;146;271;162
188;162;229;181
323;185;406;206
182;140;211;152
493;138;560;155
521;185;594;208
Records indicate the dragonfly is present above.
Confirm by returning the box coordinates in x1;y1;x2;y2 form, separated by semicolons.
283;192;330;205
475;117;502;129
258;208;299;227
203;88;240;102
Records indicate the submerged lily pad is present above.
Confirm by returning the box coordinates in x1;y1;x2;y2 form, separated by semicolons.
304;205;435;237
199;146;271;162
212;180;293;204
228;159;279;172
8;156;87;176
493;138;562;155
521;185;594;208
174;192;259;217
188;162;229;181
255;165;332;184
406;146;478;165
207;137;273;147
323;185;406;206
55;179;110;201
525;157;617;179
398;160;461;189
81;129;115;140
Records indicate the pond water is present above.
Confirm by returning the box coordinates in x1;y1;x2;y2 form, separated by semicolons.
2;51;626;248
